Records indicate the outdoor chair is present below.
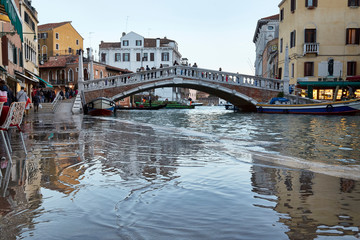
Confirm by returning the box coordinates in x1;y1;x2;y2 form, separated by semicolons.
0;102;26;189
0;102;27;156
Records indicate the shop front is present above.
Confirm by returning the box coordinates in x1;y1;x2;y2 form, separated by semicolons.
297;80;360;101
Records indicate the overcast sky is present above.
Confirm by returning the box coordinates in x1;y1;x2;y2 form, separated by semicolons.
33;0;280;75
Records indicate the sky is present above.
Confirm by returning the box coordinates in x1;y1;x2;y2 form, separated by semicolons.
32;0;280;75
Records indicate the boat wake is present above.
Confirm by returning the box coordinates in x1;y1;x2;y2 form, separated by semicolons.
100;117;360;181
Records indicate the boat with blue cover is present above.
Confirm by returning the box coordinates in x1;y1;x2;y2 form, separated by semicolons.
256;98;360;115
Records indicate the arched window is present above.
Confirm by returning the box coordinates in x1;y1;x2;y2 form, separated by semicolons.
68;69;74;82
84;68;89;80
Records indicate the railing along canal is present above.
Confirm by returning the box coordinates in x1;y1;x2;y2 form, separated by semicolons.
82;66;283;92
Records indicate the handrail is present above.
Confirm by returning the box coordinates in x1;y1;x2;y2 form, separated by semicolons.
51;92;62;112
82;66;284;93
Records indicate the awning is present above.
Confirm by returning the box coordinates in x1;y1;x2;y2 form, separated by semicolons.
298;81;360;88
25;70;53;88
0;65;6;72
0;0;23;41
15;71;38;83
36;76;53;88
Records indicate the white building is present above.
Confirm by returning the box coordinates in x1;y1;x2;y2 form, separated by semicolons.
253;14;279;77
99;32;183;100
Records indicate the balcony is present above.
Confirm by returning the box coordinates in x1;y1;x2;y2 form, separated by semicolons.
304;43;319;55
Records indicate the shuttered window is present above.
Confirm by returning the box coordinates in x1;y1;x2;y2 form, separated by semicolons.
346;28;360;44
348;0;360;7
291;0;296;12
304;62;314;76
305;29;317;43
347;62;357;76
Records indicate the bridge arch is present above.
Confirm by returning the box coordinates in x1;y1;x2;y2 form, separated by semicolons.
111;78;259;111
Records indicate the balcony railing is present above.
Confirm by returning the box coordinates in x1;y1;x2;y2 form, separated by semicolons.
304;43;319;55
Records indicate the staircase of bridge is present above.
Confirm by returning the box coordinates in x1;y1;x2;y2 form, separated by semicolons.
82;66;283;111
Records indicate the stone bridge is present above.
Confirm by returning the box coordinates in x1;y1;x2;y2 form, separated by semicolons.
81;65;284;111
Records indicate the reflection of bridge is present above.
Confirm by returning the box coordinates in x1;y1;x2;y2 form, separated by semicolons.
82;65;284;111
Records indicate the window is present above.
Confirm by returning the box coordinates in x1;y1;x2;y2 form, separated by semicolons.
347;62;357;76
123;53;130;61
115;53;121;62
136;40;142;46
123;40;129;46
56;44;59;50
290;30;296;48
280;8;284;21
68;47;72;54
150;53;154;61
304;62;314;76
268;26;274;30
280;38;283;53
56;33;59;39
101;53;106;62
291;0;296;12
348;0;360;7
278;67;282;79
24;12;35;30
305;29;317;43
136;53;141;61
38;33;48;39
76;39;79;45
143;53;148;61
291;63;294;78
306;0;317;8
346;28;360;44
162;52;169;61
68;69;74;82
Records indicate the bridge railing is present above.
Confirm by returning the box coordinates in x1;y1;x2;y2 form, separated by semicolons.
82;66;283;92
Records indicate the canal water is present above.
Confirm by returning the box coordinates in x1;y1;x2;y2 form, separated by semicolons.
0;106;359;240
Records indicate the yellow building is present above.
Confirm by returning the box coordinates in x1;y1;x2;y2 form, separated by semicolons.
20;0;40;92
278;0;360;100
38;21;83;63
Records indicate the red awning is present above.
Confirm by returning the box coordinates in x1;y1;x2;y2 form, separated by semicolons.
346;75;360;81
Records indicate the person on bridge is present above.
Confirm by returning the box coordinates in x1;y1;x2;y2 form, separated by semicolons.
192;63;198;76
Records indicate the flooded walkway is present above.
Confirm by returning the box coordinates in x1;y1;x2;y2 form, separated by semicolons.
1;108;360;239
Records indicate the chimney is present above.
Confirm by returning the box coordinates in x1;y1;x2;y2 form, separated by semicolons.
156;38;160;48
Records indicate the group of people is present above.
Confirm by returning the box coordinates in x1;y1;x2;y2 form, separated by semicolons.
0;80;29;107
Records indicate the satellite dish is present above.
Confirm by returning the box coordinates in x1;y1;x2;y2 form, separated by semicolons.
40;60;44;65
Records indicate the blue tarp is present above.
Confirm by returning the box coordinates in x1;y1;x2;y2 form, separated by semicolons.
270;97;290;104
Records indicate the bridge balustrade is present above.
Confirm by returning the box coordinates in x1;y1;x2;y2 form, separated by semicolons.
82;66;283;92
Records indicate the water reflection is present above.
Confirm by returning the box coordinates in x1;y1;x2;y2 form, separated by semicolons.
251;163;360;239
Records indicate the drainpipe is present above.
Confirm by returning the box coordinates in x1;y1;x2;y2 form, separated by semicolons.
283;46;290;95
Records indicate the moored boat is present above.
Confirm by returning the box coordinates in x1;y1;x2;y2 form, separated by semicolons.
116;104;167;110
84;97;116;116
256;98;360;115
136;101;195;109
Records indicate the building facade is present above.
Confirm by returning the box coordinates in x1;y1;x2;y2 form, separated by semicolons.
278;0;360;100
38;21;84;63
253;14;279;78
99;31;183;101
99;31;181;71
39;55;131;93
0;0;40;97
